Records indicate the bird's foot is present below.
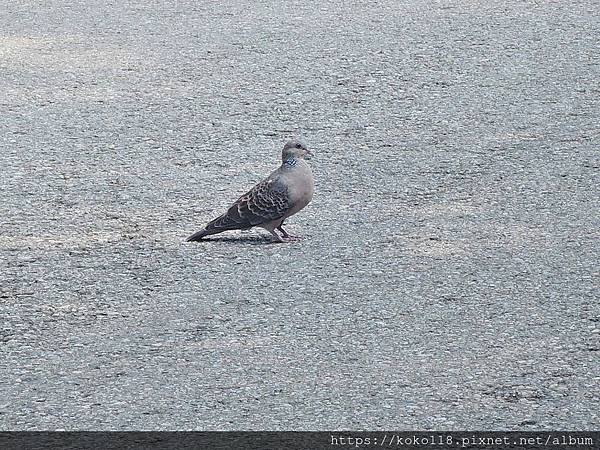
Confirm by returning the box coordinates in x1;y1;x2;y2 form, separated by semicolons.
269;230;286;243
276;226;302;240
269;229;303;243
277;233;304;243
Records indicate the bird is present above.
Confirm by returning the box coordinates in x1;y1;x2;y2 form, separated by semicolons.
186;140;314;243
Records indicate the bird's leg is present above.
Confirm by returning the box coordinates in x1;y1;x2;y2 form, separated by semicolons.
277;225;303;240
268;229;286;243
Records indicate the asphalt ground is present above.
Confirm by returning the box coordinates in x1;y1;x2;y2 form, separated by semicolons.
1;0;599;430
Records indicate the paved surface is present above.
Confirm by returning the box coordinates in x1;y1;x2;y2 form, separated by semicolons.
1;0;599;430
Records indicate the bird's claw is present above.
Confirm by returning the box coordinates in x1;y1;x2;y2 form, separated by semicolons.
269;233;303;243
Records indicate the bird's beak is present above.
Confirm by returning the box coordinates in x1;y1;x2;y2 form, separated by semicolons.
305;149;313;159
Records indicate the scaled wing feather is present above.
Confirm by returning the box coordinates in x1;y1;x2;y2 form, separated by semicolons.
204;178;289;233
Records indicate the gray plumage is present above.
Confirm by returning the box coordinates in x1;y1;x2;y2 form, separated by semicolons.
187;140;314;243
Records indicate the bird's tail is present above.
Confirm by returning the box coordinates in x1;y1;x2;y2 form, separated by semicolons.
187;210;245;242
186;228;214;242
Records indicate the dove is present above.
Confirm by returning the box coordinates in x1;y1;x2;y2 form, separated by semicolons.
186;140;314;243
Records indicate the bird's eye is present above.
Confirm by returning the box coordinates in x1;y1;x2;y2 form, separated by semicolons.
295;143;302;149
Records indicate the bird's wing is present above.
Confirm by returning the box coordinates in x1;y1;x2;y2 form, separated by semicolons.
204;177;290;233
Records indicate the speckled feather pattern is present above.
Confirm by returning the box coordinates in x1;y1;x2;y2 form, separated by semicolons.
206;178;290;232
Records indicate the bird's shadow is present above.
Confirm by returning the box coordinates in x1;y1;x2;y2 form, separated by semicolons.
187;235;276;245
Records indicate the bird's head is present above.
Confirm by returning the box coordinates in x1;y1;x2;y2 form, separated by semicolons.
282;140;312;162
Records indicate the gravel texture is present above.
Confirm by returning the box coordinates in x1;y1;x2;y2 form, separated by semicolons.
1;0;599;430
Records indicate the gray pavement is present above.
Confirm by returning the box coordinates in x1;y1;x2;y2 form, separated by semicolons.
1;0;599;430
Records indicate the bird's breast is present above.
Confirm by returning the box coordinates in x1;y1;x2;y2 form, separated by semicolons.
286;163;314;214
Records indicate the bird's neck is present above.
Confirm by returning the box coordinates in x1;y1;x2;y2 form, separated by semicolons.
282;158;298;168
